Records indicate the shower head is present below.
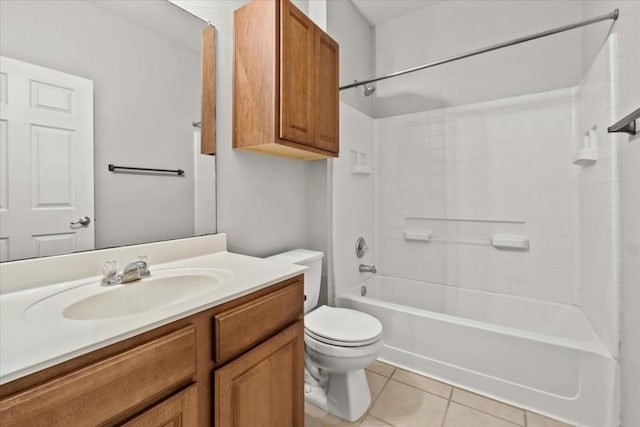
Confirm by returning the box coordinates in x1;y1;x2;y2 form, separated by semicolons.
363;84;376;97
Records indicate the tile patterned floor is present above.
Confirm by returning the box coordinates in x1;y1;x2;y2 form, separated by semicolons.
305;360;573;427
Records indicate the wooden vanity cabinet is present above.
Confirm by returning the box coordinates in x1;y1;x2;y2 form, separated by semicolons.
0;275;304;427
233;0;339;160
213;281;304;427
215;322;304;427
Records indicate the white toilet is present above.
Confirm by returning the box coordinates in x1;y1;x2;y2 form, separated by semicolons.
267;249;383;422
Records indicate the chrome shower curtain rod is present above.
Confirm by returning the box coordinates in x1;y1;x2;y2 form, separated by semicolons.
340;9;619;91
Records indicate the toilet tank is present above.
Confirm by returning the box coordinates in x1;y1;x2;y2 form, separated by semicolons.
266;249;323;313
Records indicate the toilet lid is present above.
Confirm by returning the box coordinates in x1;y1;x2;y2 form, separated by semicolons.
304;306;382;346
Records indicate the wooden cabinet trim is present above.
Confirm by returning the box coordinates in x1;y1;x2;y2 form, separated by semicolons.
214;278;303;363
0;326;196;427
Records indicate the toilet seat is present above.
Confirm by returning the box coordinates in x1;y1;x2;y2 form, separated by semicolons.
304;306;383;347
304;331;383;358
304;329;380;347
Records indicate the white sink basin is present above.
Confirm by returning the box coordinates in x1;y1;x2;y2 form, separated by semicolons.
25;267;234;321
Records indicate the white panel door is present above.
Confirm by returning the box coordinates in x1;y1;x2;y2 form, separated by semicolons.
0;56;94;261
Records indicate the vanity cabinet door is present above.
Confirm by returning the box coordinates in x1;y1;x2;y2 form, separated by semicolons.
214;321;304;427
122;384;197;427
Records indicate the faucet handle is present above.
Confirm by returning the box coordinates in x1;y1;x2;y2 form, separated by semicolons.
137;255;150;277
102;260;118;279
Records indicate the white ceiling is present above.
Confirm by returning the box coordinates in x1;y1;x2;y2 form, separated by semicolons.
351;0;444;26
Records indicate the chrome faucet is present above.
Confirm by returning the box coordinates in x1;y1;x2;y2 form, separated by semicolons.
102;256;150;286
359;264;377;274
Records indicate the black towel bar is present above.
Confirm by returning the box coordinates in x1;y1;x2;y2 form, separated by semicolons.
108;164;184;176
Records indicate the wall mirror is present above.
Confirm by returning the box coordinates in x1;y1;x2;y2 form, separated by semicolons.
0;0;216;262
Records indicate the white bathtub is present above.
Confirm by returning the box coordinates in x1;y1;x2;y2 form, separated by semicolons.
336;276;618;427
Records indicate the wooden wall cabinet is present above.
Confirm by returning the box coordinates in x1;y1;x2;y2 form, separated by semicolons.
0;276;304;427
201;25;217;155
233;0;339;160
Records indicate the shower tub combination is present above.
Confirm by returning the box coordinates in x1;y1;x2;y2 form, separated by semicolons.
336;276;618;427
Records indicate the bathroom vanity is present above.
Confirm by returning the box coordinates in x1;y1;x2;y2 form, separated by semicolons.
0;235;305;426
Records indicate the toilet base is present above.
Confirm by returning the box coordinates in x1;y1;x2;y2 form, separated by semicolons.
304;368;372;422
304;381;328;411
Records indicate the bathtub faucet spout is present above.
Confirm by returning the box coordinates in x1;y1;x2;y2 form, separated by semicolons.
359;264;377;274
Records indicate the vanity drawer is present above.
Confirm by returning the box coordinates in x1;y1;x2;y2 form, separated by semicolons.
0;326;196;427
213;279;303;363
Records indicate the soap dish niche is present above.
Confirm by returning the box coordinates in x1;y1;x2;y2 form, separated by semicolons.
351;150;372;175
573;127;597;167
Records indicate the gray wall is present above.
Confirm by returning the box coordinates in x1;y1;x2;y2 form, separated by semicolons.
0;0;202;249
172;0;311;257
372;0;584;117
327;0;375;117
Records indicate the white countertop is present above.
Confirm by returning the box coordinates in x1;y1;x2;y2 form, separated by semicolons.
0;238;306;385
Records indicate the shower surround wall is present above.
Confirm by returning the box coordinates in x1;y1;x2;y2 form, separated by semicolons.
376;89;579;304
331;103;376;300
575;35;621;357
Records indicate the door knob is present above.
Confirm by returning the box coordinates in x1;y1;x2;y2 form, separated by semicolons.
70;216;91;226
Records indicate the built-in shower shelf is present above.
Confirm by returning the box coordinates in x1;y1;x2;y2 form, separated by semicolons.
404;230;432;242
403;215;529;250
573;147;597;167
490;235;530;250
405;216;525;224
574;127;598;167
402;229;529;250
350;150;372;175
351;165;372;175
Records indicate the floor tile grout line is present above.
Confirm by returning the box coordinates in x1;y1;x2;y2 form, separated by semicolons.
440;399;452;427
362;369;396;424
365;367;395;380
381;364;526;425
453;385;526;412
380;365;527;426
366;414;393;426
372;371;394;406
449;399;525;426
385;376;453;402
361;362;567;427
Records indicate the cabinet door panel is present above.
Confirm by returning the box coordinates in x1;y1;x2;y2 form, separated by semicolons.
315;29;339;154
214;321;304;427
279;0;315;145
122;384;197;427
